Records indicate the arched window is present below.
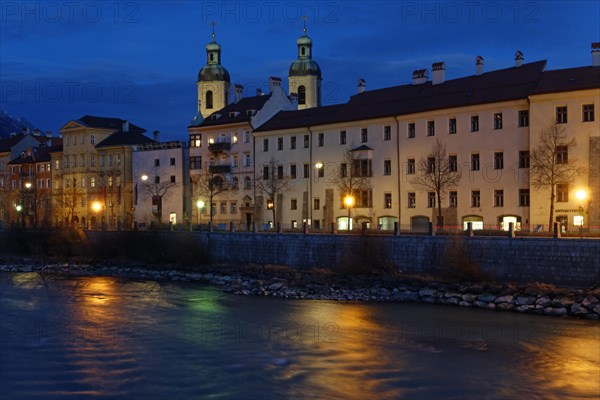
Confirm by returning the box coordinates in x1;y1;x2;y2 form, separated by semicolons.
210;53;214;62
298;86;306;105
301;47;306;56
244;176;251;190
206;91;213;109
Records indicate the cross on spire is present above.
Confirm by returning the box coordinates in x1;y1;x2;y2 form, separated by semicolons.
211;21;216;41
302;15;307;34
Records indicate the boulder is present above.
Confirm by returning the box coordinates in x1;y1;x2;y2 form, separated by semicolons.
515;296;536;306
419;288;438;297
536;297;551;307
543;307;567;316
495;295;514;304
478;293;496;303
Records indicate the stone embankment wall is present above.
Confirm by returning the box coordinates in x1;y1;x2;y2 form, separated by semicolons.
85;231;600;288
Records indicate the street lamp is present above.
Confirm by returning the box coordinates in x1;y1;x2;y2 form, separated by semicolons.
315;162;323;178
196;199;205;225
344;194;354;231
92;201;102;229
575;189;587;239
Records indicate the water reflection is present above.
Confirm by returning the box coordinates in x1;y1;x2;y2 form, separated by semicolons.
1;273;598;399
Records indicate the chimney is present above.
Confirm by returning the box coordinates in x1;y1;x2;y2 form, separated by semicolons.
153;130;160;142
269;76;282;94
515;50;524;67
475;56;484;76
10;132;16;137
234;84;244;103
122;120;129;132
431;62;445;85
412;69;428;85
45;131;52;138
357;78;366;93
592;42;600;67
256;88;263;96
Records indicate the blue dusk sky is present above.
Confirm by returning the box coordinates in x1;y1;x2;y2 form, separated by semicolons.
1;0;598;141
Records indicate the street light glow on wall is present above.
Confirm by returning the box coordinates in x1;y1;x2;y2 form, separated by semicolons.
196;200;205;225
141;174;148;181
344;194;354;231
92;201;102;213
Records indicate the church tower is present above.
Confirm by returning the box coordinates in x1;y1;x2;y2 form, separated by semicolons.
288;20;322;110
197;24;231;118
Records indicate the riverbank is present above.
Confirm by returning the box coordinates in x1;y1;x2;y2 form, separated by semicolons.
1;258;599;320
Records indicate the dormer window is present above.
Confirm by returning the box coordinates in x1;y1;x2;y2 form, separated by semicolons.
229;111;239;118
246;110;256;117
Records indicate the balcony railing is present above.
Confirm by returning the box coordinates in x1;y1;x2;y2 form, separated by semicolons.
208;141;231;152
208;164;232;174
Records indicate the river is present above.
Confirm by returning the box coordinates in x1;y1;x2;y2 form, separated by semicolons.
0;273;598;399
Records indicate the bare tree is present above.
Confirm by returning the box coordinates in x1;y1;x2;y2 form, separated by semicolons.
139;170;178;225
410;138;462;228
530;123;585;228
194;171;230;224
254;158;291;226
54;182;84;225
330;148;372;221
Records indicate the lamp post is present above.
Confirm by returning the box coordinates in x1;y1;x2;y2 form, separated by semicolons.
344;194;354;231
92;201;102;229
575;189;587;239
15;204;23;227
196;199;205;226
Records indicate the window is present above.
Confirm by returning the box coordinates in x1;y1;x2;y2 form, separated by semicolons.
471;154;480;171
556;106;567;124
263;165;269;180
65;136;69;146
408;192;416;208
471;190;481;207
154;158;160;167
427;157;435;173
170;175;176;183
449;118;457;134
73;178;77;188
191;134;201;147
290;164;297;179
493;113;503;129
304;163;310;178
291;198;297;210
303;135;309;148
277;165;284;179
233;154;238;167
244;176;251;190
339;130;346;145
449;191;457;207
90;134;95;144
427;192;436;208
317;133;324;147
263;139;269;152
244;131;250;143
384;160;392;175
494;152;504;170
81;155;85;167
340;163;347;178
356;190;373;208
73;156;78;167
556;183;569;202
407;158;415;175
244;153;251;167
556;146;568;164
81;177;86;188
220;202;227;214
352;159;372;177
290;136;296;149
519;151;530;168
427;120;435;136
73;135;77;145
494;189;504;207
471;115;479;132
206;91;213;109
408;123;416;138
317;165;324;178
277;137;283;150
170;158;175;166
154;176;160;184
109;176;114;186
232;177;239;190
449;155;458;172
519;189;530;206
230;202;237;214
90;177;95;188
65;178;69;188
519;110;529;127
583;104;595;122
384;193;392;208
361;128;368;143
384;125;391;140
298;85;306;105
313;198;320;210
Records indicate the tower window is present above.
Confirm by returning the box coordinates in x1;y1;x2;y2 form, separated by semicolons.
206;91;213;109
301;47;306;56
298;86;306;105
210;53;214;62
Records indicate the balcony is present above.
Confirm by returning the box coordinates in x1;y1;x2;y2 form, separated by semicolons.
208;141;231;153
208;164;232;174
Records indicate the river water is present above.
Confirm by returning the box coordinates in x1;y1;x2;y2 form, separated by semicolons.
0;273;598;399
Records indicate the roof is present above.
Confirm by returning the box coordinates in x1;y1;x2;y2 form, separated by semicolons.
95;131;155;148
258;60;598;132
0;134;28;152
532;66;600;95
198;64;231;83
8;146;56;164
192;94;272;128
74;115;146;133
